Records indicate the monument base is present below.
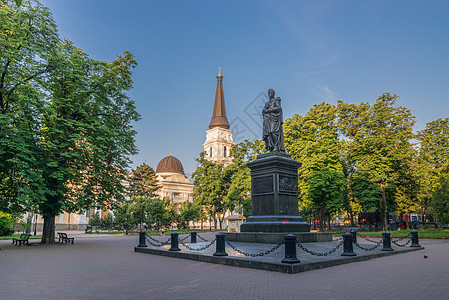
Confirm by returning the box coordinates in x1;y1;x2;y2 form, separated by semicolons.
224;232;333;244
240;215;311;233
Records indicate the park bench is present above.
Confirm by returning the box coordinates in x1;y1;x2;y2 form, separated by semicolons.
12;233;31;247
57;232;74;244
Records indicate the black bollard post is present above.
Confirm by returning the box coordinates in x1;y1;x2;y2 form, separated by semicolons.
169;232;180;251
350;229;357;244
381;231;394;251
410;230;421;247
137;231;147;247
341;232;356;256
281;234;300;264
191;231;197;244
213;233;228;256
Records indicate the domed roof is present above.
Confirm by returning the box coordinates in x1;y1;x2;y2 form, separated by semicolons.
156;154;185;175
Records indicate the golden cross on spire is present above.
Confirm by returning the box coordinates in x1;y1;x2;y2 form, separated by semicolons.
170;149;172;156
218;66;221;76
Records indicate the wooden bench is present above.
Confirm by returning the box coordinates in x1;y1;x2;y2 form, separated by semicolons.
57;232;74;244
12;233;31;247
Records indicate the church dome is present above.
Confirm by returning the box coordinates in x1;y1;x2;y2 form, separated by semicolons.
156;155;185;175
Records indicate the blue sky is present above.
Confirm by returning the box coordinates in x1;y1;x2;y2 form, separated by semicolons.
41;0;449;177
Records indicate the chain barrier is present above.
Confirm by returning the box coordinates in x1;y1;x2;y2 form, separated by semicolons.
354;240;382;251
297;240;344;257
196;233;209;242
224;238;284;257
178;237;215;251
179;235;190;242
391;234;412;247
358;235;382;244
145;235;171;247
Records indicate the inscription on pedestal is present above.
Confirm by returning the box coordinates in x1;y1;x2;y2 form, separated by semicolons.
253;175;273;195
279;175;297;194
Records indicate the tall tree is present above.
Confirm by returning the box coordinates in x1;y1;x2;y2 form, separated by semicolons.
192;152;229;229
284;102;346;230
39;40;139;243
128;162;159;198
1;1;140;243
0;0;58;215
337;92;417;230
418;118;449;223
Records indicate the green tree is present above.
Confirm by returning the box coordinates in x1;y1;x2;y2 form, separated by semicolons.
0;0;58;215
284;102;346;230
128;162;159;198
337;92;417;230
100;212;115;231
88;212;101;231
192;152;229;229
418;118;449;223
177;201;201;229
225;139;266;217
114;202;135;234
0;211;16;236
1;1;140;243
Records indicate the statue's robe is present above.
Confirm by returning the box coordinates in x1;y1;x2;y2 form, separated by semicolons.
262;98;285;152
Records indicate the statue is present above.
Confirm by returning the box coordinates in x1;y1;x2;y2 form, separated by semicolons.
262;89;285;152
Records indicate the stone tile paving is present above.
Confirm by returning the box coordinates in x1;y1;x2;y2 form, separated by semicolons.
0;231;448;299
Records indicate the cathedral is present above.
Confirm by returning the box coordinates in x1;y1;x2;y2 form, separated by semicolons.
153;67;235;210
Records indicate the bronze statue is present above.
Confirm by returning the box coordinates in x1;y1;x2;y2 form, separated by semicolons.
262;89;285;152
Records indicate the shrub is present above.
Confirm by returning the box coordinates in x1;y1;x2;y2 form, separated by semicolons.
0;212;15;236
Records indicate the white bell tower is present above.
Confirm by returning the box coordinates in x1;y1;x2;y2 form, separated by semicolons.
203;67;235;167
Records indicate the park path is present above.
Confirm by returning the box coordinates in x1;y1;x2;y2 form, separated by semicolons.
0;232;448;299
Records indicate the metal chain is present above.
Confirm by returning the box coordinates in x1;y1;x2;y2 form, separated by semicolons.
392;233;411;243
179;235;190;242
358;235;381;244
224;238;284;257
178;238;215;251
354;240;382;251
196;233;209;242
146;235;171;246
392;238;412;247
297;240;343;256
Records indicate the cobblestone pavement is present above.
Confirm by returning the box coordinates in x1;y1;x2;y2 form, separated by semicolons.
1;232;448;299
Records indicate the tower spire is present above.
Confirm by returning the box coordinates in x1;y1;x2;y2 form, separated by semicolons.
209;67;230;129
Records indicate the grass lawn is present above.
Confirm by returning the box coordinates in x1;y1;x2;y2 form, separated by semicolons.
0;233;42;240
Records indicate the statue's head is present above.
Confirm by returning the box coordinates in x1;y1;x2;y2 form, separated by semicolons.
268;89;275;100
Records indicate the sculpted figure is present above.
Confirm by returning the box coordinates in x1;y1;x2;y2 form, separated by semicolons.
262;89;285;152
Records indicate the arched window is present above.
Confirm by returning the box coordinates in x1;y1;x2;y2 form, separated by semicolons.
210;147;213;158
224;146;227;158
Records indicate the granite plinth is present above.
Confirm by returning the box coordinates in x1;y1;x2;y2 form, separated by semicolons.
224;232;332;244
241;151;311;234
239;216;310;233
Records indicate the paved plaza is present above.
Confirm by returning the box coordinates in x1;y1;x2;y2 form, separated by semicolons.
1;231;448;299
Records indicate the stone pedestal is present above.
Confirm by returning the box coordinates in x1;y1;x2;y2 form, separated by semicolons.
240;151;310;233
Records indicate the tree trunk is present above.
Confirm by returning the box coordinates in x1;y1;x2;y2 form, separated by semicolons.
312;209;316;230
380;184;388;231
41;214;56;244
327;215;331;230
349;210;355;227
319;202;325;232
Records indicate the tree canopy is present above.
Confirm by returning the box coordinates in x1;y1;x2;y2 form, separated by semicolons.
0;0;140;242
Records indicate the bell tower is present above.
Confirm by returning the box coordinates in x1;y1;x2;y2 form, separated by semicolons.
203;67;235;167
